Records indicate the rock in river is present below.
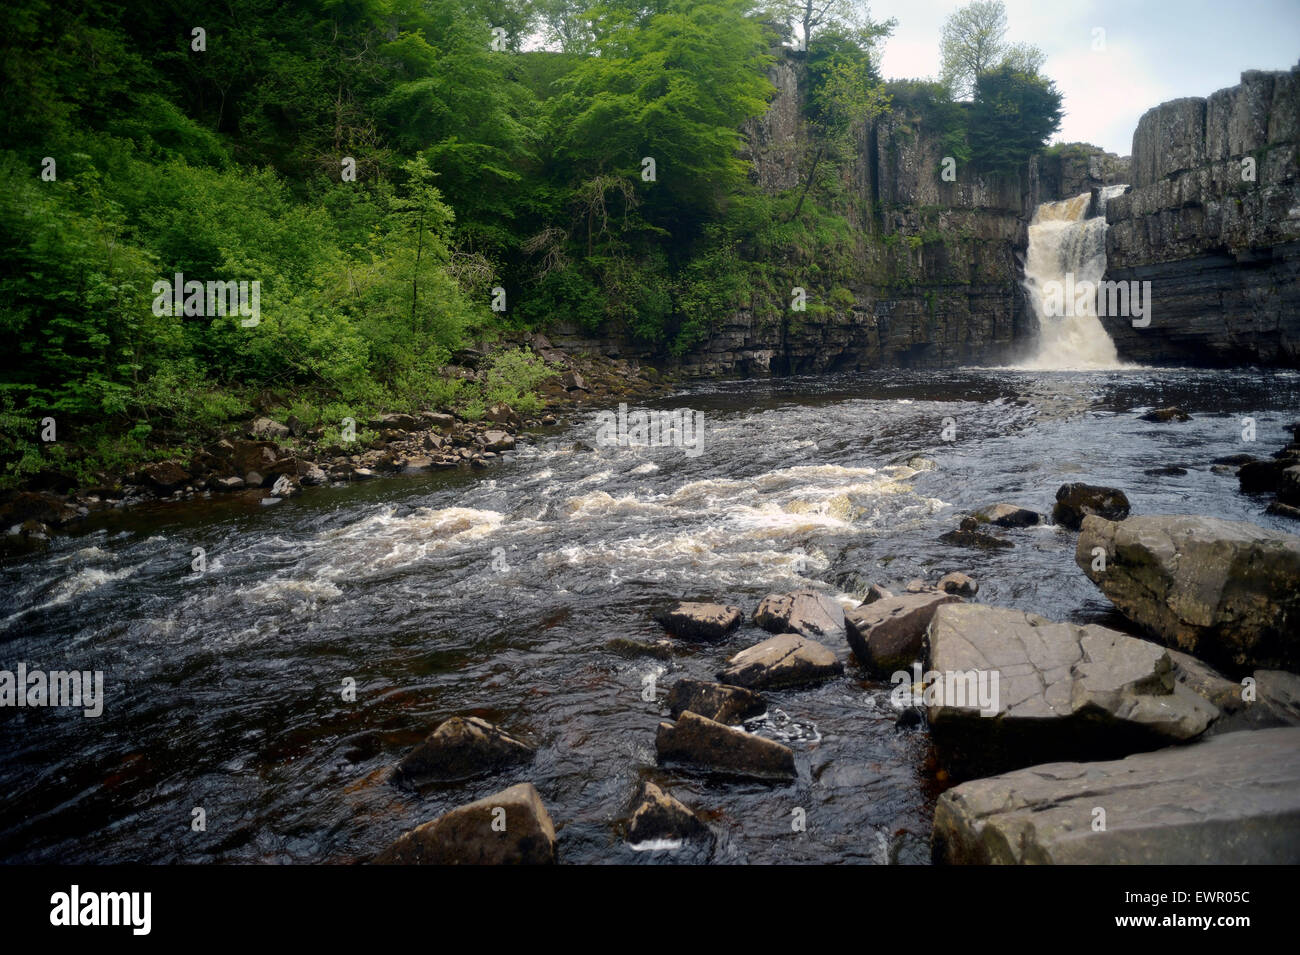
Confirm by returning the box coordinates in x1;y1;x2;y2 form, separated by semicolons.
657;602;743;640
972;503;1041;527
1077;514;1300;672
931;727;1300;864
394;716;535;785
374;782;556;864
626;781;709;844
656;712;796;781
845;592;959;675
1052;482;1130;529
752;590;846;640
926;603;1220;778
666;679;765;724
717;633;843;690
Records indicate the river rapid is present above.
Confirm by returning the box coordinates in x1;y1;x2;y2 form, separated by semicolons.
2;367;1297;864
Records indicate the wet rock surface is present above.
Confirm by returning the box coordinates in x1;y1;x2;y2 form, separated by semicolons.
374;782;556;864
717;633;843;690
655;712;796;781
394;716;535;785
845;592;959;675
932;727;1300;864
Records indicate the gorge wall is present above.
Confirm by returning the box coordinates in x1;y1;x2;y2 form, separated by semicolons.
1102;65;1300;366
550;55;1046;376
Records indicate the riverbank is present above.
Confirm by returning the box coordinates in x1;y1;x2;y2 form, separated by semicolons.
0;335;674;556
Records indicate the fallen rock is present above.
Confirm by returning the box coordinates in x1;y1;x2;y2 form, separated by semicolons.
656;712;796;781
937;572;978;596
232;439;278;475
1077;514;1300;672
972;503;1041;527
926;603;1220;778
269;474;299;498
1238;457;1295;493
931;727;1300;864
861;583;894;604
394;716;535;785
371;412;419;431
251;416;291;439
420;412;457;432
717;633;843;690
626;782;708;844
752;590;845;640
666;679;765;724
1052;482;1130;529
142;461;191;491
298;463;328;486
1138;406;1191;422
845;592;959;675
657;602;743;641
374;782;556;864
212;476;246;492
481;430;515;453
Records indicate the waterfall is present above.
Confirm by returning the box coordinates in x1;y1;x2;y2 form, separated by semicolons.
1020;185;1129;369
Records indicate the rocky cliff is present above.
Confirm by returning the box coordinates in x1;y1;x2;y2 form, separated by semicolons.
1102;66;1300;366
551;54;1043;376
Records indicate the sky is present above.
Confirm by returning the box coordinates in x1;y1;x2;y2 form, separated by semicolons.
871;0;1300;155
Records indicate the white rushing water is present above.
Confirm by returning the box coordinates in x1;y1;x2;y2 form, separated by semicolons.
1020;185;1129;370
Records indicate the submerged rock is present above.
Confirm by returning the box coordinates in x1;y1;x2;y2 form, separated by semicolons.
752;590;845;640
1138;406;1191;422
657;602;743;641
932;727;1300;864
717;633;843;690
1052;482;1130;529
626;782;708;844
937;572;978;596
655;712;796;781
374;781;556;864
1077;514;1300;672
666;679;765;724
926;603;1220;778
939;517;1014;549
845;592;959;675
394;716;535;785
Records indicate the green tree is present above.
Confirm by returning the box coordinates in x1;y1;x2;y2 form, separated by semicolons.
969;65;1063;175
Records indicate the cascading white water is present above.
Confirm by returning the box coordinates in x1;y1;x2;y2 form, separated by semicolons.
1020;185;1129;369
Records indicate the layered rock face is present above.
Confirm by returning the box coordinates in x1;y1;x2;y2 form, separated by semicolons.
550;54;1040;375
1103;66;1300;366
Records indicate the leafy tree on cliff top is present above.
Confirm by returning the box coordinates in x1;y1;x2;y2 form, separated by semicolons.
969;65;1063;175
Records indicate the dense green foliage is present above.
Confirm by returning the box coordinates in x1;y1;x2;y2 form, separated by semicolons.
0;0;1066;490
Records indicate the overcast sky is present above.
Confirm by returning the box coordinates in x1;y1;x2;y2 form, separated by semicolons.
872;0;1300;155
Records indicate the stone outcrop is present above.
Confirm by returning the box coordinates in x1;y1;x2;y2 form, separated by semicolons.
926;604;1220;778
717;633;843;690
374;782;556;864
394;716;535;785
932;727;1300;864
1103;66;1300;367
655;711;796;781
1077;514;1300;673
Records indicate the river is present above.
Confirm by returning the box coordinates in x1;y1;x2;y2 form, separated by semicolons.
2;367;1297;863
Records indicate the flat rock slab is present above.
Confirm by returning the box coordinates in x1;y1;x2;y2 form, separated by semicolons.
1077;514;1300;672
658;602;743;640
394;716;534;785
932;727;1300;864
374;782;556;864
1053;482;1130;529
626;782;708;844
717;633;843;690
753;590;846;640
656;712;796;781
927;603;1219;778
845;592;959;675
666;679;766;724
